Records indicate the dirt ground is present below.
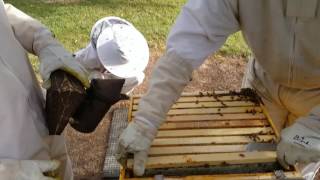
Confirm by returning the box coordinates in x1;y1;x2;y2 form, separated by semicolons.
64;50;247;178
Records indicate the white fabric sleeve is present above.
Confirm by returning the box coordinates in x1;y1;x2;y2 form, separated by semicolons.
134;52;194;130
167;0;240;69
74;43;102;70
4;4;58;55
134;0;240;130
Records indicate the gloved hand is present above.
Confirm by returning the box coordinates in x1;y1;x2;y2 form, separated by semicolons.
116;121;157;176
0;159;60;180
39;44;90;89
277;114;320;169
116;52;194;176
4;4;89;89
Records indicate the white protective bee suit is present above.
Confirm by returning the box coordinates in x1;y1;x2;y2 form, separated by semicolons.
0;1;89;179
74;16;149;95
117;0;320;179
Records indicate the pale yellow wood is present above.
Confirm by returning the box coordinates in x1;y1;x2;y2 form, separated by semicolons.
149;144;247;156
131;91;237;99
119;166;126;180
166;107;262;115
164;113;266;122
123;172;302;180
128;96;134;122
261;104;280;139
173;101;256;108
152;135;275;146
178;91;237;96
132;107;262;116
132;101;256;110
159;119;269;130
133;96;254;104
123;93;303;180
127;151;277;169
157;127;274;138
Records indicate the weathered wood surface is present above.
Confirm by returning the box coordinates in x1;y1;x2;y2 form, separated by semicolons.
156;127;274;138
152;135;275;146
159;119;269;130
132;113;267;122
164;113;266;122
133;101;256;110
124;172;302;180
133;95;256;104
132;107;262;116
127;151;277;169
132;91;237;98
149;144;248;156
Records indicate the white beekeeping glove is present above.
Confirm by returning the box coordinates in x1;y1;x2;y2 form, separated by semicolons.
116;52;194;176
116;121;156;176
4;4;89;89
0;159;60;180
36;30;90;89
277;112;320;169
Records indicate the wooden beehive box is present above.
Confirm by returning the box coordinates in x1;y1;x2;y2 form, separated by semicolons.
120;89;303;180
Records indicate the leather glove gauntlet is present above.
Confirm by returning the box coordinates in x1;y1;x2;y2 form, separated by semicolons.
34;29;89;89
277;114;320;169
116;121;156;176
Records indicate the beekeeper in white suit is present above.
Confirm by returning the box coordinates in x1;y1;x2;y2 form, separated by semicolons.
117;0;320;179
0;1;89;179
74;16;149;94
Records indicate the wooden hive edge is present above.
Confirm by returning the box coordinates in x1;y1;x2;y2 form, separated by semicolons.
121;171;302;180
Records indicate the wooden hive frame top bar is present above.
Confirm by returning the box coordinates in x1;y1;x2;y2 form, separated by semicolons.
121;90;302;179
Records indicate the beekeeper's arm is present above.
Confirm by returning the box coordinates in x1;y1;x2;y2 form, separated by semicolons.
0;4;74;179
5;4;89;88
116;0;240;176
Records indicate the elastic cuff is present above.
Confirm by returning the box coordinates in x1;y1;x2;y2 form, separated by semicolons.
41;44;71;60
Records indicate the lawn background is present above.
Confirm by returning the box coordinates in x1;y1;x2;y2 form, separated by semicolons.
6;0;250;73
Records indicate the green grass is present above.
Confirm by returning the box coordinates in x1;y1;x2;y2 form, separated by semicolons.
6;0;185;50
6;0;250;71
220;32;250;57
